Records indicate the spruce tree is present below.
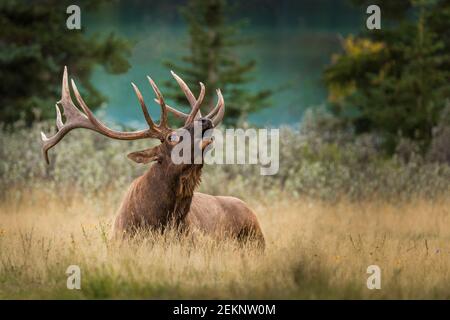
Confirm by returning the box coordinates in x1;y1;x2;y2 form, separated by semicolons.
164;0;272;126
0;0;131;125
324;0;450;153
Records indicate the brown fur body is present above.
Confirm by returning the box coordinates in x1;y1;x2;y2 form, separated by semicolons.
113;163;265;247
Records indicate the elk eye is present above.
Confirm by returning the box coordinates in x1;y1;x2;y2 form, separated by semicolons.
167;132;180;143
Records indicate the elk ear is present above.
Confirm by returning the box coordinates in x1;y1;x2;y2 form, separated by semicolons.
127;147;159;164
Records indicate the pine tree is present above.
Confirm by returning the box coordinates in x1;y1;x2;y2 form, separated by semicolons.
324;0;450;153
164;0;272;126
0;0;131;125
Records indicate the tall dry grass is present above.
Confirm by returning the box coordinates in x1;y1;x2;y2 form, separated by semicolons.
1;189;449;299
1;118;450;299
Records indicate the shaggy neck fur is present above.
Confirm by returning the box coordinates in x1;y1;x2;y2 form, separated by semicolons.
142;163;203;228
172;165;202;225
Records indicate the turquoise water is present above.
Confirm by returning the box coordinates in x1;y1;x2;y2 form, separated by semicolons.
85;1;362;127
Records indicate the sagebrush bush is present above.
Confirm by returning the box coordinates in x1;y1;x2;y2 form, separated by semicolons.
1;113;450;205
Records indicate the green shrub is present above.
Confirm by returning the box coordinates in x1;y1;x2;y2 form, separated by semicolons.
1;116;450;204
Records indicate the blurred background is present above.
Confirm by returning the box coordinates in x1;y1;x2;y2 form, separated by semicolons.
85;0;363;127
1;0;450;199
2;0;450;153
1;0;366;127
1;0;449;148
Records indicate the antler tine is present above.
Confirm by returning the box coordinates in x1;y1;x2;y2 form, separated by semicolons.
210;89;225;126
185;82;205;125
205;89;223;119
170;71;202;120
58;66;82;121
55;104;63;129
170;71;195;105
131;82;157;129
61;66;71;103
147;76;168;129
155;99;189;119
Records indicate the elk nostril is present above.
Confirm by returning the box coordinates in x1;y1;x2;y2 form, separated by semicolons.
200;118;213;128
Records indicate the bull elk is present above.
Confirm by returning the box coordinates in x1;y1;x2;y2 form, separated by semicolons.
41;67;265;247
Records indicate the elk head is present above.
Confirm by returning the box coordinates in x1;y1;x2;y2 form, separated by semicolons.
41;67;225;177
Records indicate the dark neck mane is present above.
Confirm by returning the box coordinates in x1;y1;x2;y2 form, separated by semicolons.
143;164;203;227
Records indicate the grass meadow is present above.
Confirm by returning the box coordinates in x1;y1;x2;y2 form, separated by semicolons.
1;120;449;299
1;191;449;299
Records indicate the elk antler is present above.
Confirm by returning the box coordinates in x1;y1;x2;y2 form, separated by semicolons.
41;67;170;164
41;67;225;164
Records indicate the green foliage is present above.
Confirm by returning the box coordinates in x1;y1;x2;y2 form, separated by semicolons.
0;0;132;125
163;0;272;126
324;0;450;153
